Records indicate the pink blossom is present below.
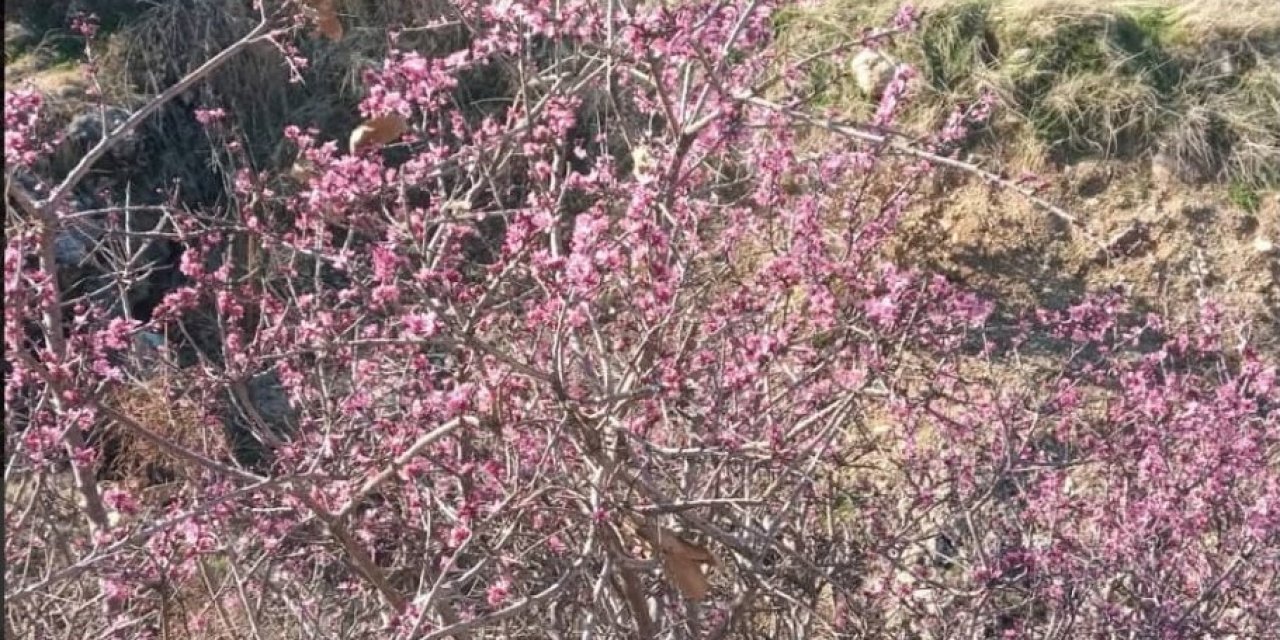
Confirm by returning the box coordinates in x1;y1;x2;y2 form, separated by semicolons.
892;3;920;32
102;487;139;516
486;577;511;607
447;524;471;548
194;108;227;126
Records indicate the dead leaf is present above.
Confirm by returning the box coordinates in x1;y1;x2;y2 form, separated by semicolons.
633;522;717;601
349;114;408;152
661;554;712;600
636;523;717;564
302;0;343;41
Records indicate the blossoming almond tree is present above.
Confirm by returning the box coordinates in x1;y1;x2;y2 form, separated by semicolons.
5;1;1277;638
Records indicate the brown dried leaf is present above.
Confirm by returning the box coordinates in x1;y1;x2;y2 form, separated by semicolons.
349;114;408;152
661;554;712;601
302;0;343;41
633;522;718;601
635;523;717;565
316;13;343;41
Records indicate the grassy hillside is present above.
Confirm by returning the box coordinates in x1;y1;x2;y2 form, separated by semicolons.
776;0;1280;189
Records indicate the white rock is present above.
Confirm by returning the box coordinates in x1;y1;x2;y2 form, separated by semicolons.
1007;47;1035;65
850;49;897;98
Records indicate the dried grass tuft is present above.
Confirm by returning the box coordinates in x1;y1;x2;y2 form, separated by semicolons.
97;377;228;491
91;0;471;171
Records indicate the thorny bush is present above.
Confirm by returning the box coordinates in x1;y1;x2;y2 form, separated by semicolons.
5;1;1277;638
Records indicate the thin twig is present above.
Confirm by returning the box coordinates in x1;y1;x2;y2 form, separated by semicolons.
7;478;286;604
419;558;586;640
39;18;277;215
335;416;475;520
735;93;1107;250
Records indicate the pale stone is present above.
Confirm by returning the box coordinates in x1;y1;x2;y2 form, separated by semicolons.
850;49;896;98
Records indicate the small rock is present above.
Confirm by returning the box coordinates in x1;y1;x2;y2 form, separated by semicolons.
125;331;170;377
932;534;957;569
67;107;129;144
56;83;86;100
631;144;658;183
65;106;140;165
53;226;100;265
1254;237;1276;255
1150;149;1176;191
1236;215;1259;236
850;48;896;98
1094;220;1152;263
134;331;165;352
1217;54;1237;77
246;372;295;427
4;22;37;57
221;370;297;469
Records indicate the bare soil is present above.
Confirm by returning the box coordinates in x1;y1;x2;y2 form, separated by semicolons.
891;162;1280;353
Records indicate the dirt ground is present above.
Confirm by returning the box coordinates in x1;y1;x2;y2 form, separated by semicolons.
890;161;1280;353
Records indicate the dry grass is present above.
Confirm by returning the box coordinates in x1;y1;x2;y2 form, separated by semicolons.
1161;0;1280;39
3;55;88;138
910;0;1280;37
95;0;293;164
1036;71;1164;157
1213;58;1280;187
13;0;1260;188
88;0;465;169
97;377;228;492
775;0;1280;185
4;48;81;91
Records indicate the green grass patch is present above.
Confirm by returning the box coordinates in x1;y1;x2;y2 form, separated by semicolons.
1228;181;1262;212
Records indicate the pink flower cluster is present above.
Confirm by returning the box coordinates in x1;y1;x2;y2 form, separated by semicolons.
5;89;45;167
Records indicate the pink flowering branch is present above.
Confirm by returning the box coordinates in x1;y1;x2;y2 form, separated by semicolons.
6;477;286;605
7;1;1277;637
336;415;478;520
733;92;1102;244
